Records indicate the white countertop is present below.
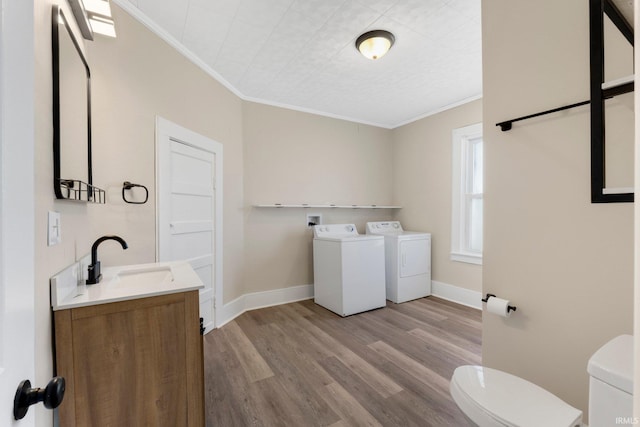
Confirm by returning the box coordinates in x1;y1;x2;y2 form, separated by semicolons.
51;260;204;311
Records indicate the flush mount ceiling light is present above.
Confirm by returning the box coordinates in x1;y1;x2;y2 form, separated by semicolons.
67;0;93;40
68;0;116;39
88;14;117;38
355;30;395;60
84;0;117;38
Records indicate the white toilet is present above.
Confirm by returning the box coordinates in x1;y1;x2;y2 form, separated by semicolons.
450;335;633;427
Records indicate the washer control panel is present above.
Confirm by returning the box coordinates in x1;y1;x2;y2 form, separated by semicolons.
314;224;359;238
366;221;404;234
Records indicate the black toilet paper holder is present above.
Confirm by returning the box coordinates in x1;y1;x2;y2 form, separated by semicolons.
482;293;517;313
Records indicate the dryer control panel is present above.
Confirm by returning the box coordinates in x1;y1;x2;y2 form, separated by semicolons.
366;221;403;234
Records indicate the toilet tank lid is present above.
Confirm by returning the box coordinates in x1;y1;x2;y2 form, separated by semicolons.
587;334;633;394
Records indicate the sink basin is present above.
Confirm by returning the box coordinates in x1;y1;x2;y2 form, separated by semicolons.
51;259;204;310
110;266;174;289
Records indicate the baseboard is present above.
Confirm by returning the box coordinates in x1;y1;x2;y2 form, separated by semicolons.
431;281;482;310
214;281;480;328
216;284;313;328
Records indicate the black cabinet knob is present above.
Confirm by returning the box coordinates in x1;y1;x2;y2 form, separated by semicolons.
13;376;65;420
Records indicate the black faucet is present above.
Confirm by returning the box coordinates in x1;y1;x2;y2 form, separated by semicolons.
86;235;128;285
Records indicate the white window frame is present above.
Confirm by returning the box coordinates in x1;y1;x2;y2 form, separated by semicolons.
451;123;483;265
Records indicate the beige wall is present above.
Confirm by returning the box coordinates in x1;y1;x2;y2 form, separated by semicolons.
482;0;633;419
241;99;484;298
85;4;245;304
392;100;483;293
242;102;396;294
33;4;245;426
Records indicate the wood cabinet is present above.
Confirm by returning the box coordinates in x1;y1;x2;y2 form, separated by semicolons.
54;291;204;426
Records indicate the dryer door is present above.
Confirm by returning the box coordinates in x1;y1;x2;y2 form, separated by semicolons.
399;238;431;277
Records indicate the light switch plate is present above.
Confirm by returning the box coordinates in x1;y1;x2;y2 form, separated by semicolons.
48;211;61;246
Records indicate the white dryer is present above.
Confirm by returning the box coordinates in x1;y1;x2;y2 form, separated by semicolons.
313;224;386;316
366;221;431;303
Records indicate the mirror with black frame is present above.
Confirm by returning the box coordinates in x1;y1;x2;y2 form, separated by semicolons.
52;5;104;203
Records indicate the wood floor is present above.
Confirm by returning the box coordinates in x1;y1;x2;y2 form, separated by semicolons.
204;297;481;427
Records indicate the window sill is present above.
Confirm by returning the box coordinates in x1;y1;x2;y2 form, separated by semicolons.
450;252;483;265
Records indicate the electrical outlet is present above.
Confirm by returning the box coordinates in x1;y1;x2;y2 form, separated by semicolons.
48;211;61;246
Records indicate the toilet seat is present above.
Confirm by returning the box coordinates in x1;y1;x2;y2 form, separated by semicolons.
450;365;582;427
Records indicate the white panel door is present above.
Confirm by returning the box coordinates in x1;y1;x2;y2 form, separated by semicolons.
156;118;223;334
0;0;36;424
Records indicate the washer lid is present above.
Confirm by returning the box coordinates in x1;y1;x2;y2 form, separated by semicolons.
587;334;633;394
314;224;358;239
313;223;384;242
451;365;582;427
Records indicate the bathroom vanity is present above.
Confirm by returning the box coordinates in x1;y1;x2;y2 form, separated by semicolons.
51;261;205;427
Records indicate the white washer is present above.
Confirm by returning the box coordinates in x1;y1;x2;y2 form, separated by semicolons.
366;221;431;303
313;224;386;316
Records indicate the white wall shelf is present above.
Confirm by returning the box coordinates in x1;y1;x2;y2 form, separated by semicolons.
254;204;401;209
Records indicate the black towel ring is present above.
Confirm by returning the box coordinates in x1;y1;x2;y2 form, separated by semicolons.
122;181;148;204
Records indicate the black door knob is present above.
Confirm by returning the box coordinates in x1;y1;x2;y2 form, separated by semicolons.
13;376;65;420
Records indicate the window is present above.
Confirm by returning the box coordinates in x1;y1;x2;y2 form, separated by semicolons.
451;123;483;265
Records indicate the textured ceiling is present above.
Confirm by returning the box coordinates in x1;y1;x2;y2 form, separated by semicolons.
114;0;482;128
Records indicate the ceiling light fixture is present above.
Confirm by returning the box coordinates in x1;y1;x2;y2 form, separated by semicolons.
355;30;395;60
84;0;112;17
68;0;116;39
88;15;117;38
84;0;117;38
67;0;93;40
